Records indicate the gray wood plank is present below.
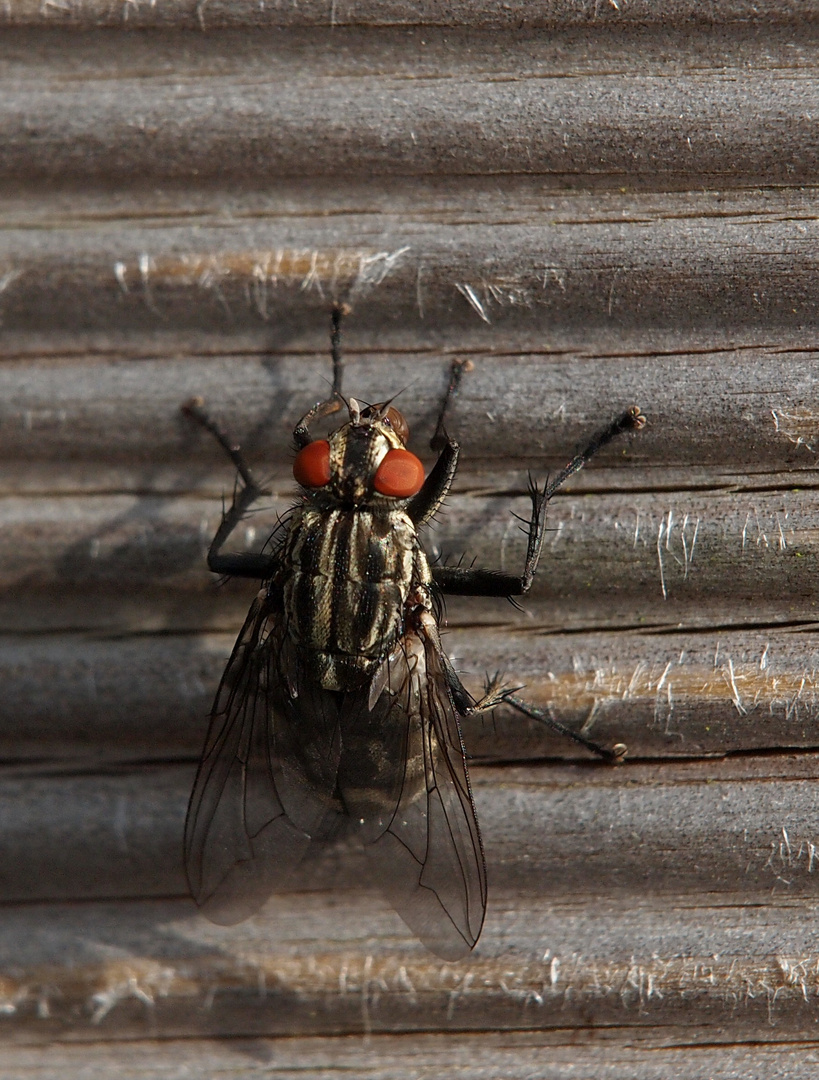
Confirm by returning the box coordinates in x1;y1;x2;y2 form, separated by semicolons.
3;341;819;487
1;1031;818;1079
0;23;811;191
4;28;814;186
2;482;817;631
0;755;817;903
1;888;819;1040
4;625;819;761
5;184;819;349
4;0;817;28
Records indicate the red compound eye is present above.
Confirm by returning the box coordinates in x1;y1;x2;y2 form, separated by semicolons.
373;449;425;498
293;440;331;487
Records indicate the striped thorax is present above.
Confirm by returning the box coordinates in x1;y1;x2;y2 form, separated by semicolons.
285;398;431;691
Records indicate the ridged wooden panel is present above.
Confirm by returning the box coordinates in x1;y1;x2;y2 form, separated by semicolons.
2;5;819;1074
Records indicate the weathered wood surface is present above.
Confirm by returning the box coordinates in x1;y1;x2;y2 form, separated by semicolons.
3;4;819;1074
4;186;819;352
2;26;819;187
3;882;819;1042
3;346;819;486
1;755;818;903
4;0;817;28
3;1035;819;1080
5;485;819;625
6;1037;819;1080
6;624;819;760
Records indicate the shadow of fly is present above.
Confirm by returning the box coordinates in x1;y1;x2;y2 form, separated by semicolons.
182;306;645;960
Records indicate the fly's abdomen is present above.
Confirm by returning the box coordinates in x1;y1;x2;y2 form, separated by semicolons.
284;507;421;690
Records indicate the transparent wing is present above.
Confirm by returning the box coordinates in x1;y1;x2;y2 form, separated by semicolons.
184;588;344;924
338;614;487;960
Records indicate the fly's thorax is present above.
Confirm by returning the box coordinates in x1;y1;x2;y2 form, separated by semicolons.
283;503;432;691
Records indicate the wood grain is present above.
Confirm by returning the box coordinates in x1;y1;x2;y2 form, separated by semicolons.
3;343;819;485
3;28;818;186
5;623;819;760
2;5;819;1073
5;185;819;352
3;1033;818;1080
0;754;817;905
5;0;818;28
1;483;817;633
1;887;819;1042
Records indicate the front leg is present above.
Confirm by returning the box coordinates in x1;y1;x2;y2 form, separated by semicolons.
408;357;473;527
433;406;645;597
408;438;459;527
181;397;279;580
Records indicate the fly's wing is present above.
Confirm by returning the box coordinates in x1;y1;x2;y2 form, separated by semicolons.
184;588;343;924
338;613;487;961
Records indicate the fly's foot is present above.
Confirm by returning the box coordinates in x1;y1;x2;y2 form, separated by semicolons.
626;405;646;430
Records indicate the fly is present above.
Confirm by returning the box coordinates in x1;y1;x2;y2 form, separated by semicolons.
182;305;645;960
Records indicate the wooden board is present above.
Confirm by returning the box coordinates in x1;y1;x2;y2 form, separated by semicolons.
0;754;818;903
3;1034;819;1080
2;4;819;1074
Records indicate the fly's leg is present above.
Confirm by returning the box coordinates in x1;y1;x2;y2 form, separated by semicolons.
495;692;627;762
432;406;645;596
442;655;624;762
430;356;473;453
408;357;473;527
181;397;278;580
433;404;644;760
293;303;347;448
183;304;351;578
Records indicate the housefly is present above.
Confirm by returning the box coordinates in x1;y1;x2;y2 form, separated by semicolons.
182;306;645;960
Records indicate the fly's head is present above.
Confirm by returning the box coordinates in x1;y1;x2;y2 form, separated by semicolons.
293;398;425;507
